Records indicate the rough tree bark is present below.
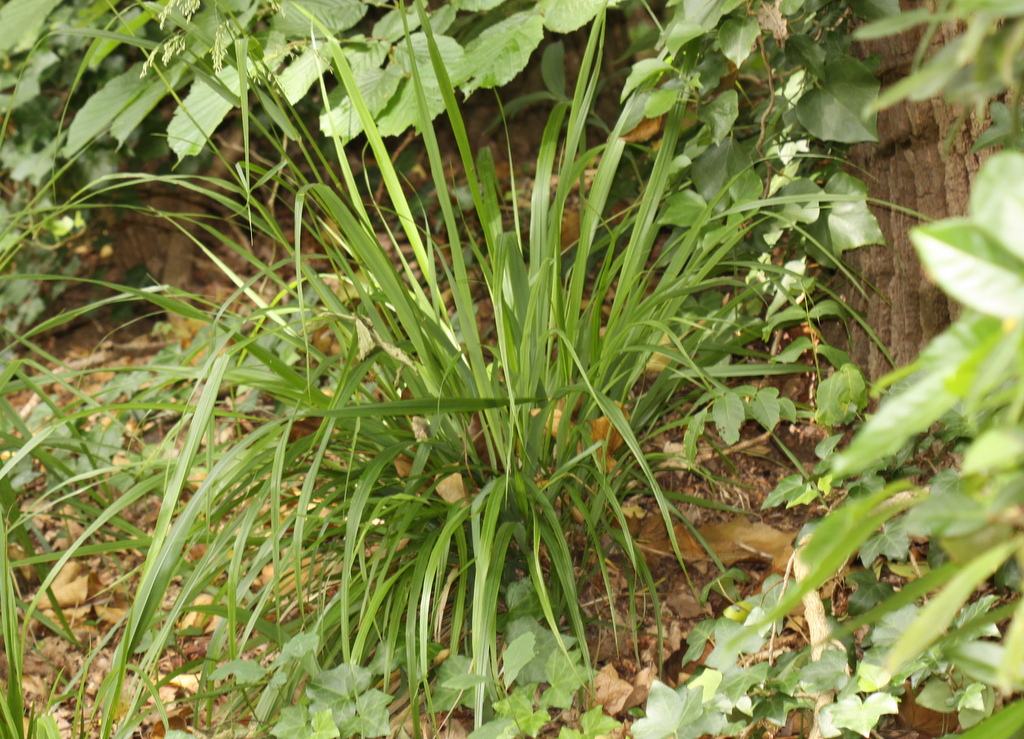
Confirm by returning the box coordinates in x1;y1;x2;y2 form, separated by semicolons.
839;1;993;381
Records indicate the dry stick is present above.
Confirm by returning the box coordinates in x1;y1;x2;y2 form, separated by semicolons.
793;535;849;739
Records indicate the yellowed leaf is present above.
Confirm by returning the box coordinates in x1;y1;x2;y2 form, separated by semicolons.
593;664;634;714
51;561;90;607
436;473;467;503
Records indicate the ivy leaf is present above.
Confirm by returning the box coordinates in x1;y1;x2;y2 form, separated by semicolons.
748;387;780;432
798;648;850;693
818;693;899;737
468;718;518;739
502;631;536;688
796;56;879;143
699;90;739;145
718;16;760;67
461;12;544;96
692;138;753;203
762;474;817;509
846;569;895;616
631;681;704;739
713;390;745;445
826;172;885;253
111;65;185;147
972;102;1024;153
859;517;910;566
815;363;866;427
210;658;266;683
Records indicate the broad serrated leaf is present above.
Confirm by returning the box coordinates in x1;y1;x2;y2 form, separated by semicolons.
278;48;325;105
796;56;879;143
539;0;608;33
65;70;147;155
713;390;745;445
0;0;62;53
167;70;240;160
272;0;367;36
461;12;544;96
320;64;403;141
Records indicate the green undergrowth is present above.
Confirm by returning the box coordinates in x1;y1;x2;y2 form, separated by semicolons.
2;0;1023;738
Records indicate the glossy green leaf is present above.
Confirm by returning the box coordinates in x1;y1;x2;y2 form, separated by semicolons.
748;386;780;431
969;151;1024;262
631;680;704;739
796;57;879;142
911;221;1024;319
502;631;536;687
818;693;899;737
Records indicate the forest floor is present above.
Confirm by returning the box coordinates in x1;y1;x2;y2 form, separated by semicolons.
3;117;957;739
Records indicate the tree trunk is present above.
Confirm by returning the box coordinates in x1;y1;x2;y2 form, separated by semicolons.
839;3;992;381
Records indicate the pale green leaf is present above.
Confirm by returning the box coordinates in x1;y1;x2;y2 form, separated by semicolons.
110;65;185;147
502;631;536;688
819;693;898;737
622;58;675;102
0;0;62;54
748;387;780;431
